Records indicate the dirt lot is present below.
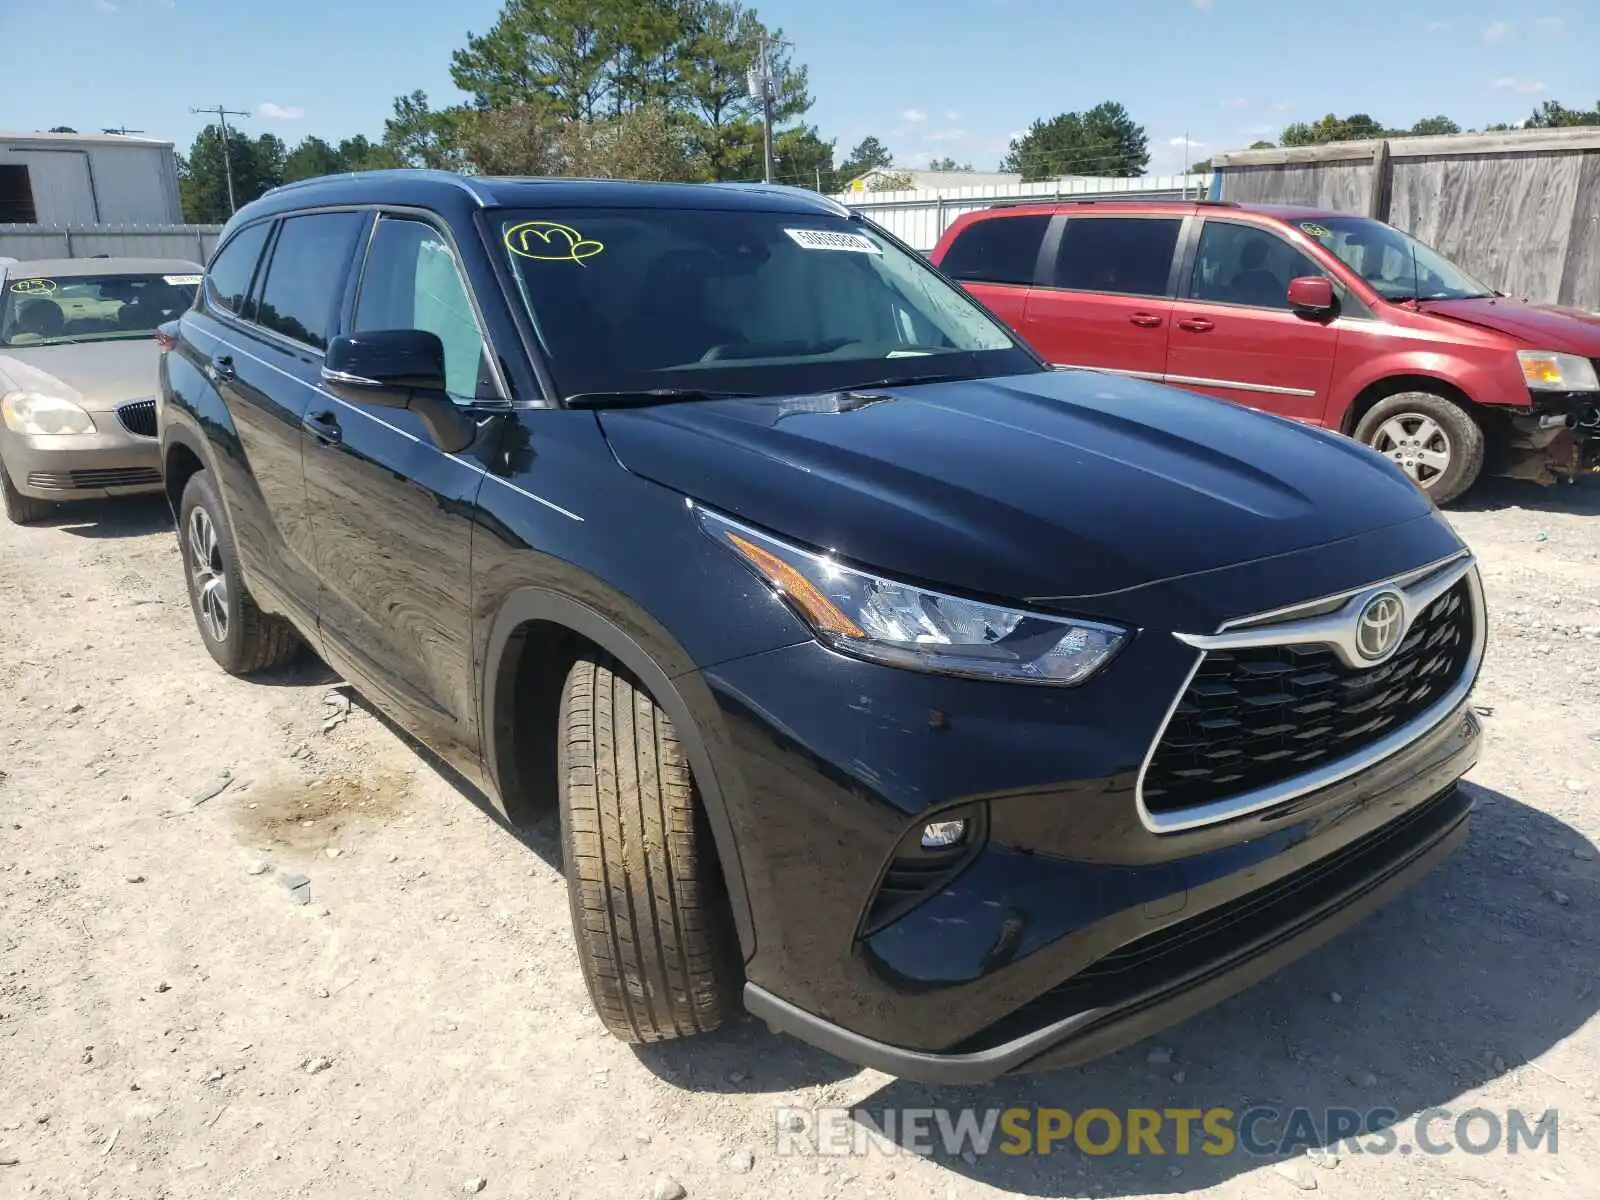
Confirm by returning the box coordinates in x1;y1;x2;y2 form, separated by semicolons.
3;480;1599;1200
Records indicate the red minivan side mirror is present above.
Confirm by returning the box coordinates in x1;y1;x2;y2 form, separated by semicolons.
1287;275;1336;315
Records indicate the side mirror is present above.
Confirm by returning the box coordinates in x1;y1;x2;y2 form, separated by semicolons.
321;330;476;454
1287;275;1336;317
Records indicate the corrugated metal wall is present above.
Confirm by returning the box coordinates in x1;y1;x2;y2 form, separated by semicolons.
1214;131;1600;310
0;137;185;224
0;224;220;263
837;174;1210;252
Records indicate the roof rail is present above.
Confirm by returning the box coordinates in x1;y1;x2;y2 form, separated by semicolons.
1058;197;1237;207
263;169;490;207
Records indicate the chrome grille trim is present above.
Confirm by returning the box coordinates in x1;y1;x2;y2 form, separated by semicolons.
1134;550;1485;834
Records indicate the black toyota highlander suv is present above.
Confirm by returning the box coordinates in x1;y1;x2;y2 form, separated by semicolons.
158;171;1483;1082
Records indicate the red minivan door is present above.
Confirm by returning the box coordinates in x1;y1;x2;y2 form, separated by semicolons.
1022;214;1185;380
935;212;1052;338
1164;218;1339;423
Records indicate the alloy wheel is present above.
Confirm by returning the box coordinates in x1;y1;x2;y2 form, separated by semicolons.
1371;412;1452;487
187;506;229;643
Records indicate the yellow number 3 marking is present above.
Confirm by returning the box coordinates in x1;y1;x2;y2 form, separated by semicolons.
503;221;605;265
10;278;57;295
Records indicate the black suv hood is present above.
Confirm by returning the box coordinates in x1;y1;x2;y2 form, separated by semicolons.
597;370;1431;603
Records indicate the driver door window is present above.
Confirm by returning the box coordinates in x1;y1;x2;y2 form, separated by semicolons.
353;217;495;402
1188;222;1323;310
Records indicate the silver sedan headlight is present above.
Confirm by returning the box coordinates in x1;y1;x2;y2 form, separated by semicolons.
698;507;1130;685
2;391;97;435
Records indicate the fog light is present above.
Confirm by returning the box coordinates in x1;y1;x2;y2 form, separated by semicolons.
920;819;967;850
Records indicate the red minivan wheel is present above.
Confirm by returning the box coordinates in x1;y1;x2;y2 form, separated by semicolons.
1354;391;1485;506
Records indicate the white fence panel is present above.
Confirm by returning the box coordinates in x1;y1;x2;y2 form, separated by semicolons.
0;224;222;264
836;174;1212;252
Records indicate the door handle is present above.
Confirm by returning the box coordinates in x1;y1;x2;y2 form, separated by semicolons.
1176;317;1215;332
302;411;343;446
207;354;236;382
1128;312;1164;328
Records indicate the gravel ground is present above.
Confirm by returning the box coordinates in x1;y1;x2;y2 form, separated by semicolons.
2;478;1598;1200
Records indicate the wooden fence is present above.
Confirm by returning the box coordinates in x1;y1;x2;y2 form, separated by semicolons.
1212;128;1600;311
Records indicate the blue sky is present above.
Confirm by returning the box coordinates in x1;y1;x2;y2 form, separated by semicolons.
5;0;1596;177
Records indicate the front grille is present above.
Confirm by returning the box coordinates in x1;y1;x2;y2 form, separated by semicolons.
1142;580;1475;816
27;467;163;491
117;399;158;438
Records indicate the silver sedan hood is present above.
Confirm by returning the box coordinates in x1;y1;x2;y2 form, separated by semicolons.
0;339;162;411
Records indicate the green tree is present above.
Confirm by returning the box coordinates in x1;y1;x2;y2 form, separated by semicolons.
178;125;286;223
1526;99;1600;128
1001;101;1149;180
1188;158;1212;174
450;0;620;118
1281;113;1390;146
1248;139;1276;149
283;135;344;182
1409;115;1460;136
336;134;404;172
773;125;835;189
926;156;973;171
837;135;893;184
383;90;471;170
48;125;78;133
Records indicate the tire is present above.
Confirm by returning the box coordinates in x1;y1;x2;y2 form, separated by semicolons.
1;463;52;525
557;654;739;1043
1354;391;1485;506
178;470;299;675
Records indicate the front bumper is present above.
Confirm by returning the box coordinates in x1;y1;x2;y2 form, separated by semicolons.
1;418;162;500
701;514;1483;1081
1496;395;1600;484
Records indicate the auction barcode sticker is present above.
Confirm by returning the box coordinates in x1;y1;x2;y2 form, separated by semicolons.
164;275;202;286
785;228;882;254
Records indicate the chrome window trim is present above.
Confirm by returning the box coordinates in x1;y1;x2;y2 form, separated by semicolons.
1134;550;1484;834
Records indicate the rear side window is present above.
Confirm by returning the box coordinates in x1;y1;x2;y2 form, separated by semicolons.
205;221;271;315
1050;217;1182;297
354;218;494;402
1189;221;1324;310
253;212;366;350
939;215;1050;286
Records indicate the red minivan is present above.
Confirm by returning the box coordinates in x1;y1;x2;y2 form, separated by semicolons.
931;201;1600;503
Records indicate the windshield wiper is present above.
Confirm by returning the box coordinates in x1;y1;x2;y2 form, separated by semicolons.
845;370;981;391
563;388;757;409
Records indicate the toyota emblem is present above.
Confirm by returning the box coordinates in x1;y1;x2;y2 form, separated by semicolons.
1355;592;1405;661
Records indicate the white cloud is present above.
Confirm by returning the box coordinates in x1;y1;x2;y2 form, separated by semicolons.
1270;101;1288;113
257;102;306;120
1534;15;1565;31
95;0;118;10
1484;20;1512;42
1424;19;1448;32
901;108;927;124
1221;97;1249;109
1493;76;1547;93
924;128;968;143
945;110;961;122
1168;136;1207;148
1192;0;1214;9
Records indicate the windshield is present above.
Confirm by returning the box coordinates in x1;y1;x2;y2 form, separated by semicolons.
1295;217;1493;302
495;207;1036;399
0;272;199;347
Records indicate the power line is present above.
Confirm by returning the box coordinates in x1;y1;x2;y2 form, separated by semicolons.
190;104;251;214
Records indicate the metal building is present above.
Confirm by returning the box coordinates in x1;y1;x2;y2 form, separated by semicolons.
0;131;184;225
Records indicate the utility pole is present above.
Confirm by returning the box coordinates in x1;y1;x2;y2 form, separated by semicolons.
746;34;791;184
190;104;250;215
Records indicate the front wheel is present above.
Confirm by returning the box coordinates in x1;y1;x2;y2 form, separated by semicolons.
2;463;52;525
1354;391;1485;506
178;471;299;675
557;655;739;1043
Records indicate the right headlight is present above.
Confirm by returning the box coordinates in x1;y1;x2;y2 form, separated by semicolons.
698;507;1130;686
1518;350;1600;392
2;391;97;435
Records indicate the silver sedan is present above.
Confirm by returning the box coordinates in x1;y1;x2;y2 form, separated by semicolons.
1;256;200;524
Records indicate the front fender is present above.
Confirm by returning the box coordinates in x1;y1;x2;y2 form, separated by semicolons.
479;583;758;960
